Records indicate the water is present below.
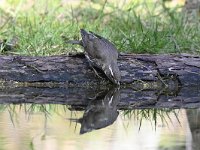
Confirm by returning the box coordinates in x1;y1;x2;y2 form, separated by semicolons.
0;104;199;150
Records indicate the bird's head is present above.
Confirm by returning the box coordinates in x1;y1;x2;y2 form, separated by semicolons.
104;61;121;85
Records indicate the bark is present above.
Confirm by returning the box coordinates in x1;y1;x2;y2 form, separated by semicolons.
0;53;199;86
0;53;199;109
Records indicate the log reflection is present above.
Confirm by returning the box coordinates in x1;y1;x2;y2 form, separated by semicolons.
70;87;120;134
0;85;199;109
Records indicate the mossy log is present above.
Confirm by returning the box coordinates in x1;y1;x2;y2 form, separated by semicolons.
0;53;199;109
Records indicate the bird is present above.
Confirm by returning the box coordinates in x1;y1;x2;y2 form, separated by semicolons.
66;29;121;85
67;87;120;134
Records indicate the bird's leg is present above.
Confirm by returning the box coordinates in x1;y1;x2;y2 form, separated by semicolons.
88;63;104;79
91;67;104;79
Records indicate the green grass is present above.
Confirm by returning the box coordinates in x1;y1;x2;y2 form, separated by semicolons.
0;0;199;56
122;108;180;130
0;103;180;130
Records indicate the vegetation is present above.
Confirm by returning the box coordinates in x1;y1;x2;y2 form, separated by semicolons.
0;103;180;130
123;108;181;130
0;0;199;56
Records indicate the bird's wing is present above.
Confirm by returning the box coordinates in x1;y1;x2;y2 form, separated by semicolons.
81;29;118;66
89;31;114;47
89;31;118;59
89;31;104;40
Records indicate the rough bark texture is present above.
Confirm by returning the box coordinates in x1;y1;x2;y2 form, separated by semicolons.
0;53;199;109
0;53;200;86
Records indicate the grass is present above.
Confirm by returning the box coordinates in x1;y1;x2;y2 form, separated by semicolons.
122;108;181;130
0;103;181;131
0;0;199;56
0;104;69;124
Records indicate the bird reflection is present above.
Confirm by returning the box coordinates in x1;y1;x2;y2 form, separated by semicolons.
78;87;120;134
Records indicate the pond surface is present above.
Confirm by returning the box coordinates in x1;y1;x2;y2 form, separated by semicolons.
0;104;199;150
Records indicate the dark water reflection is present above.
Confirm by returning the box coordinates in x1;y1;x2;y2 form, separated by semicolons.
0;103;199;150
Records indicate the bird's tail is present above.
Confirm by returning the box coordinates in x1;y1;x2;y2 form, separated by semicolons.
61;35;82;45
80;29;88;36
81;29;98;38
65;40;82;45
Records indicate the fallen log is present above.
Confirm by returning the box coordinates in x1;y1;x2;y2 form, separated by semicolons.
0;53;199;86
0;53;199;109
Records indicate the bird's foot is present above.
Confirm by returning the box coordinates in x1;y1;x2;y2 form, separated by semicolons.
91;67;104;79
